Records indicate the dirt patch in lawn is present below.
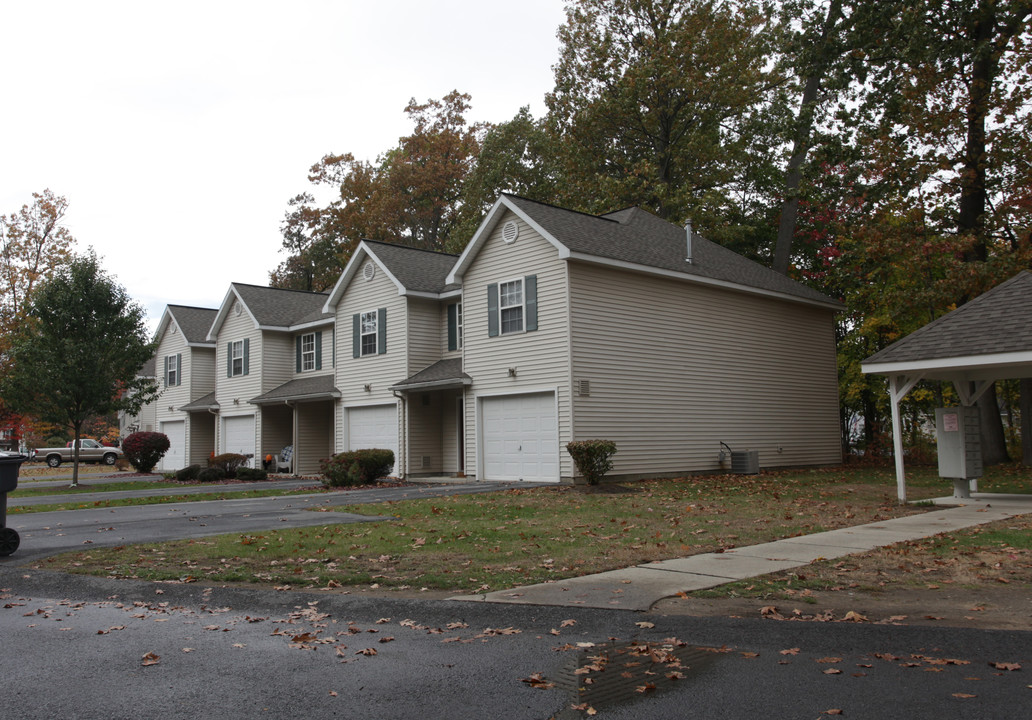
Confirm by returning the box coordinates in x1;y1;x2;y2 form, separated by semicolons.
654;515;1032;631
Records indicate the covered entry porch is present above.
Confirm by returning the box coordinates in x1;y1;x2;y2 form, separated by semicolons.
251;376;340;475
390;358;471;479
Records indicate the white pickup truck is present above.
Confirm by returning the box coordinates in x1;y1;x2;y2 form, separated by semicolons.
36;439;123;468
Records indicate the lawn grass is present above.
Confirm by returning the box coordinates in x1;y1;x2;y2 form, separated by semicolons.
8;486;329;514
11;480;206;496
40;463;1031;594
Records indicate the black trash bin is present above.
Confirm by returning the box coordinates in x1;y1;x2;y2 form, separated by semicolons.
0;452;27;557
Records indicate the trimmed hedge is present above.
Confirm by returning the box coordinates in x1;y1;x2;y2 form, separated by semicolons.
197;467;226;483
122;431;171;473
236;466;268;481
208;453;248;478
320;449;394;487
566;439;617;485
175;464;201;482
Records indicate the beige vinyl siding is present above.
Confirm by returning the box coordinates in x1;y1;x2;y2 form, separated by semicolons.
406;391;442;474
568;262;840;476
154;323;191;426
295;401;334;474
461;211;573;479
189;347;216;398
333;266;408;455
214;302;262;454
407;299;442;374
188;413;216;466
262;332;294;391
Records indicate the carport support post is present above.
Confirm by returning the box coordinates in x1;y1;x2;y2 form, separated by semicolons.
888;374;922;504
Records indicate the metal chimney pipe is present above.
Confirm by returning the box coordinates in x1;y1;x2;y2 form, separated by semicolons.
685;221;693;264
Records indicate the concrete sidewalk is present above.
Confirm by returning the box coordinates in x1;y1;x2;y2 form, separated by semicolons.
454;493;1032;611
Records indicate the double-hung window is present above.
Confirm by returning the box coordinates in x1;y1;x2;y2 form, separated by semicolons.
499;279;524;334
166;354;179;387
360;311;378;356
301;333;316;371
231;340;245;376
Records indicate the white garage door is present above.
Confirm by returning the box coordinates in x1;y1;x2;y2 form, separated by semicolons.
348;404;398;470
482;392;558;482
160;420;185;472
224;415;256;465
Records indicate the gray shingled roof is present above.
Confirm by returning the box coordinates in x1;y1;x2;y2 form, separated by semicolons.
390;358;471;391
233;284;333;327
250;375;341;404
864;270;1032;365
180;391;219;412
503;195;838;307
364;240;460;294
167;305;217;344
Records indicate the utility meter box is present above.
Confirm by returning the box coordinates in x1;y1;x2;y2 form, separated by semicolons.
935;407;981;498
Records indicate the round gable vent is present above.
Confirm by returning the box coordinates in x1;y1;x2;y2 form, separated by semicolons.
363;261;376;281
502;220;519;244
234;303;242;316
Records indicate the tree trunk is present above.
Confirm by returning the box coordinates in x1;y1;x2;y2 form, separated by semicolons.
1021;378;1032;466
978;383;1010;466
772;0;844;275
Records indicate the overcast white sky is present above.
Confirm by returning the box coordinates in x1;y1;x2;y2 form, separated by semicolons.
1;0;567;332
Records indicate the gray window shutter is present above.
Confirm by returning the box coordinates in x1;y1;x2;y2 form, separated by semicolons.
164;356;169;388
352;313;360;358
377;308;387;355
243;338;250;375
525;275;538;332
487;283;499;337
315;331;322;370
176;353;182;386
226;343;232;378
447;304;457;351
295;336;302;373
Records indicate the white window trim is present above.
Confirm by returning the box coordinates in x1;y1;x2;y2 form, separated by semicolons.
231;340;244;377
167;355;178;386
360;310;378;357
498;277;525;335
457;302;463;349
301;332;316;372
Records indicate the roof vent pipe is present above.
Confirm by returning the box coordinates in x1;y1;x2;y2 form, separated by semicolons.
685;221;693;264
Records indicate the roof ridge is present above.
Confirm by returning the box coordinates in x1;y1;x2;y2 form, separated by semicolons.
503;193;621;225
362;238;460;258
168;304;217;312
232;282;329;297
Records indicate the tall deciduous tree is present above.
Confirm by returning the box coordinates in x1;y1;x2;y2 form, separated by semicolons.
0;252;158;486
547;0;787;238
0;189;75;336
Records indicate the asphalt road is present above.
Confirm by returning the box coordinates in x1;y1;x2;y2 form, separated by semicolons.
1;569;1028;719
1;480;1029;718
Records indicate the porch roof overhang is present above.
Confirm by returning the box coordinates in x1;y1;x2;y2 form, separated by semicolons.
249;375;341;405
179;392;219;413
389;358;472;393
861;271;1032;502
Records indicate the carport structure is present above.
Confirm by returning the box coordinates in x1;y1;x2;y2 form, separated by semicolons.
861;270;1032;502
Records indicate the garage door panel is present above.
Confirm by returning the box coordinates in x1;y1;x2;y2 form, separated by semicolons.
482;392;558;483
224;415;255;464
348;405;398;468
160;420;185;472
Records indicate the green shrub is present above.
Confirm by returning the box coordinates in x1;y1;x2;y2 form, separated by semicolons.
122;431;171;473
197;466;226;483
566;439;617;485
320;449;395;487
236;466;268;481
208;453;248;478
175;464;201;482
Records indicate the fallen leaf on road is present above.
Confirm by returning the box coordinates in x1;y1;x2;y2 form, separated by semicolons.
781;648;800;656
141;652;160;666
952;693;976;699
521;673;554;689
990;662;1021;671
